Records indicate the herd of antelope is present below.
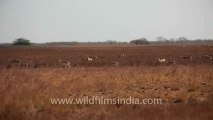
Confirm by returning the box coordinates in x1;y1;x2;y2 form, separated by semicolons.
6;54;213;68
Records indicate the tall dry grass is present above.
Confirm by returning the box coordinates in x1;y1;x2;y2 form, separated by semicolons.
0;65;213;120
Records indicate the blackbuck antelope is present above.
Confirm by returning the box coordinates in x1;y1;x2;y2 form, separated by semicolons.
118;54;125;58
94;56;98;59
18;62;29;68
112;61;119;67
202;55;213;60
158;58;166;63
58;59;71;68
179;56;192;61
167;61;176;66
87;57;93;62
82;56;93;62
10;59;34;68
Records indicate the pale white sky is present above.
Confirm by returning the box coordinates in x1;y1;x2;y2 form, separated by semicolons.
0;0;213;43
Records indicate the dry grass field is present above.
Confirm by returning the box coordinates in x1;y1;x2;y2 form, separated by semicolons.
0;45;213;120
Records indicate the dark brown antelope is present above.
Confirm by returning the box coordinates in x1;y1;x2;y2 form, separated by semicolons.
167;61;176;66
202;55;213;60
179;56;192;61
10;59;31;68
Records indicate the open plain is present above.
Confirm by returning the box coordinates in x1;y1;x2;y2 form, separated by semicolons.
0;45;213;120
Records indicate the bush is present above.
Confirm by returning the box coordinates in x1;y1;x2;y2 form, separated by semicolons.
13;38;31;45
130;38;150;45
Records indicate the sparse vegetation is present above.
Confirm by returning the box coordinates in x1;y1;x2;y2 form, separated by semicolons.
0;66;213;120
0;46;213;120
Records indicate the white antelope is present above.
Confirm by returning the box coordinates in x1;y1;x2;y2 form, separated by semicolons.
158;58;166;63
58;59;71;68
18;61;29;68
112;61;119;67
118;54;125;58
87;57;93;62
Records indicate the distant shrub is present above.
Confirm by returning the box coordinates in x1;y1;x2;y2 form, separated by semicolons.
130;38;150;45
13;38;31;45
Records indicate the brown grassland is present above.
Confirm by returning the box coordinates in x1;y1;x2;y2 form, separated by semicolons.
0;45;213;120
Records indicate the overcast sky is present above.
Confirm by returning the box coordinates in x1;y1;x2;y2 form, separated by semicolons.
0;0;212;43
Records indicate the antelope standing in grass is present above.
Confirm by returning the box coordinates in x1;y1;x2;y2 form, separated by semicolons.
87;57;93;62
120;54;125;57
18;61;29;68
158;58;166;64
10;59;32;68
112;61;119;67
179;56;192;61
167;61;176;66
118;54;125;58
58;59;71;68
202;55;213;60
94;56;98;59
12;59;31;68
11;59;21;63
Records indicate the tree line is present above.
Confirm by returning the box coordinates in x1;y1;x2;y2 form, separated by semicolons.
11;37;213;46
